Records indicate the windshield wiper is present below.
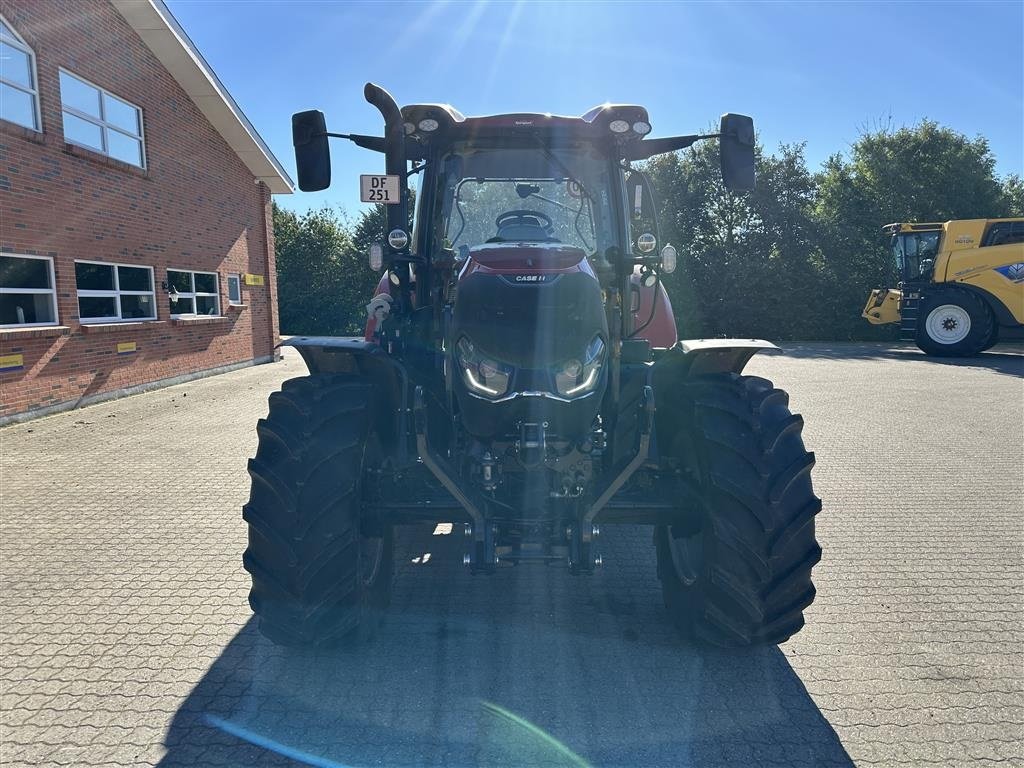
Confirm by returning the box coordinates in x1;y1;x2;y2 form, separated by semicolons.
531;137;593;202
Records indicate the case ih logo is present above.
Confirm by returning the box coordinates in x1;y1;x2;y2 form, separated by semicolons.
514;274;548;282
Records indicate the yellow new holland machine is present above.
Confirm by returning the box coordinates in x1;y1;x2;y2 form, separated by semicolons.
863;219;1024;356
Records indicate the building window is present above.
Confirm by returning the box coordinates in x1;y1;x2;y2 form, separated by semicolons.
227;274;242;305
0;15;41;131
75;261;156;323
168;269;220;317
59;69;145;168
0;253;58;328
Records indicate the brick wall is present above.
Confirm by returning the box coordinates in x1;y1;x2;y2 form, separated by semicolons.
0;0;281;419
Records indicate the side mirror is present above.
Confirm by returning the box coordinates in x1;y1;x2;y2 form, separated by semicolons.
719;113;755;193
292;110;331;192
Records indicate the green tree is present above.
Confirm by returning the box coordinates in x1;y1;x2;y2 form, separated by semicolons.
645;138;826;340
273;203;379;336
1002;174;1024;216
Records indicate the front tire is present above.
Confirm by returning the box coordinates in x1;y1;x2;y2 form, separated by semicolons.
915;290;994;357
243;374;393;647
655;374;821;647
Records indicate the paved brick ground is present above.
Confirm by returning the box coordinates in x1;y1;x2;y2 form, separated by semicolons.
1;343;1022;767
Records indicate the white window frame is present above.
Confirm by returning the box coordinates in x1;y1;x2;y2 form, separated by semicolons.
168;269;220;318
0;14;42;132
58;68;146;169
0;252;58;328
75;260;157;324
227;273;242;305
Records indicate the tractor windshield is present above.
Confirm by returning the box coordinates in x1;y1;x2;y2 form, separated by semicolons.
893;230;941;281
441;145;617;255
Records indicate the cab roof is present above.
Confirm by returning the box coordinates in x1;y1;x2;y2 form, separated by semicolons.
400;102;652;145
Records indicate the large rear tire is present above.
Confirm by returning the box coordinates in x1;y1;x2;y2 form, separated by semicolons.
243;374;393;647
655;374;821;647
915;289;994;357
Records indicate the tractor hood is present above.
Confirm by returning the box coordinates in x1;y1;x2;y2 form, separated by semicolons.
451;243;609;438
454;244;607;369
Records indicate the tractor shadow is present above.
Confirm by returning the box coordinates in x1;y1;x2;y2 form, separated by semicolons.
158;527;852;767
776;342;1024;377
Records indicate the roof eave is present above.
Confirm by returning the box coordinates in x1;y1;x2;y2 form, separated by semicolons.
111;0;293;194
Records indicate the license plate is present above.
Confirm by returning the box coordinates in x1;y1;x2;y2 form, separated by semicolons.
360;174;400;204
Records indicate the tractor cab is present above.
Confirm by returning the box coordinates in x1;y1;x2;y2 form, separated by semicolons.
887;222;944;283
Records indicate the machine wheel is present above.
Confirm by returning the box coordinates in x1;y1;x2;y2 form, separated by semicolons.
243;374;393;647
915;290;993;357
655;374;821;647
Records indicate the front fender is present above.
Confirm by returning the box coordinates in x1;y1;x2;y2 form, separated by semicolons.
279;336;409;459
281;335;382;375
649;339;779;468
669;338;779;377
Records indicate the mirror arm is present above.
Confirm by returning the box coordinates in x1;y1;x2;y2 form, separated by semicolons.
305;132;389;153
623;132;722;161
317;132;424;160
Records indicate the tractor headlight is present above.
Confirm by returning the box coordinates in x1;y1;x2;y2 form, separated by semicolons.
554;337;605;397
388;229;409;250
456;337;511;398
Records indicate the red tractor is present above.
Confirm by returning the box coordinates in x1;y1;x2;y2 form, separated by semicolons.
243;84;821;648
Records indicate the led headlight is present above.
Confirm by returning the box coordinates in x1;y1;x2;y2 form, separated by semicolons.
456;337;511;398
609;119;630;133
388;229;409;250
554;337;605;397
417;118;439;132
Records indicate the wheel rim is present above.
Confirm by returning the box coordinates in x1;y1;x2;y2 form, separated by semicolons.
667;526;702;586
925;304;971;344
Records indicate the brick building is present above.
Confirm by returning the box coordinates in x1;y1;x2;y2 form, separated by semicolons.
0;0;293;423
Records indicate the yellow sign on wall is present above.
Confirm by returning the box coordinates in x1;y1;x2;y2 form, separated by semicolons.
0;353;24;372
244;273;265;286
117;342;137;355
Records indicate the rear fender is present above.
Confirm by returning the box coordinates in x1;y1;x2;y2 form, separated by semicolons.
280;336;410;459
